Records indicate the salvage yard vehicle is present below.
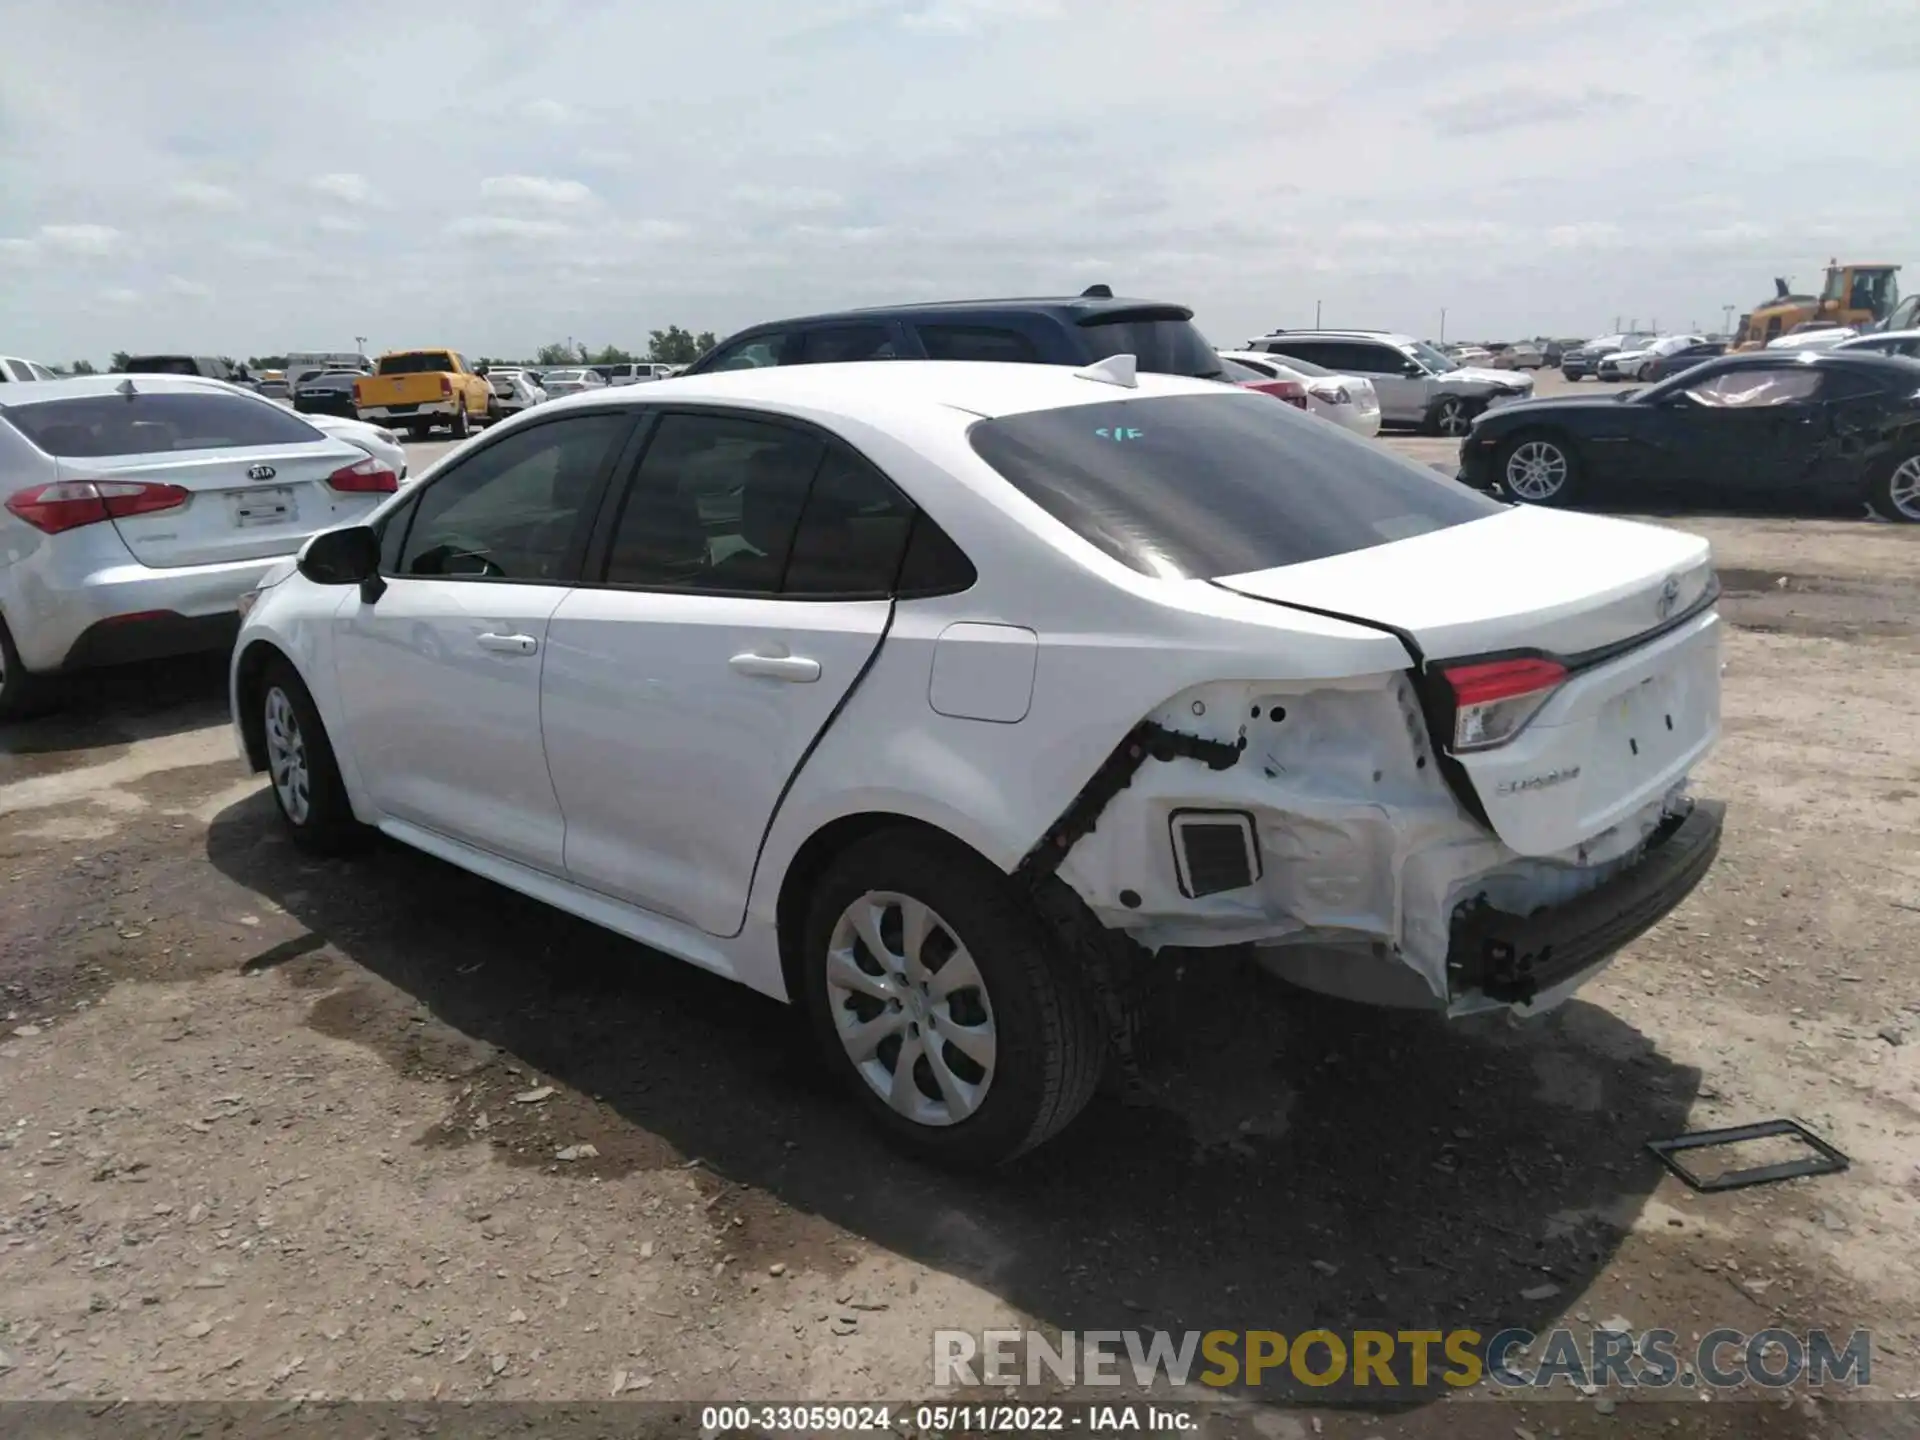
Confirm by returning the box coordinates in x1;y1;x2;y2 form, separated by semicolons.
1247;330;1533;435
1459;349;1920;522
352;349;492;439
1560;333;1654;381
0;375;398;719
1217;349;1382;437
231;359;1725;1165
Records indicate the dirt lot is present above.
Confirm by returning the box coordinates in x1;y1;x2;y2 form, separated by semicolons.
2;387;1918;1436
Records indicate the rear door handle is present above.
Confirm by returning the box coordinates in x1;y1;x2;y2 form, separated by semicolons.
729;651;821;683
477;632;538;655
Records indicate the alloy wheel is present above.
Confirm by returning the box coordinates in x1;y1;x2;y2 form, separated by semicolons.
263;686;312;825
824;891;996;1128
1435;398;1472;436
1887;456;1920;520
1505;439;1570;501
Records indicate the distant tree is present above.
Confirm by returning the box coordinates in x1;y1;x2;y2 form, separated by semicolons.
110;350;131;372
648;326;704;365
588;344;636;365
695;330;717;356
534;342;576;367
247;355;289;371
69;359;98;375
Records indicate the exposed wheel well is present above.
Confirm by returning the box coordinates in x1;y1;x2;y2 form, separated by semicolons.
774;812;999;1003
232;639;289;772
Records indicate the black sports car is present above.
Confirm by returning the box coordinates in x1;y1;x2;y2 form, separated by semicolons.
1458;350;1920;522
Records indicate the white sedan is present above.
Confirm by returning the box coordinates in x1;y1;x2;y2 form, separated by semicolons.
304;413;410;482
230;359;1725;1164
1218;349;1382;437
0;374;398;718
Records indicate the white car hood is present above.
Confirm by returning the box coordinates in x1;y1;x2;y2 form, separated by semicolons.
1446;365;1530;387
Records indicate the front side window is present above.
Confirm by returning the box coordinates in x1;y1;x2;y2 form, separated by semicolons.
1681;368;1824;408
397;413;628;580
969;392;1502;580
0;390;321;457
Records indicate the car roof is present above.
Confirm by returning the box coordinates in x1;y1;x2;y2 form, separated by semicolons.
1838;328;1920;347
1706;348;1920;375
533;358;1231;424
1255;330;1415;344
0;372;270;405
724;293;1194;334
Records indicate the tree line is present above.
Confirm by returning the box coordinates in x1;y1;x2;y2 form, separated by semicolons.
54;327;720;377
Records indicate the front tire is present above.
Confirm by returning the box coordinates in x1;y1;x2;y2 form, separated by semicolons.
1496;432;1581;507
257;658;367;854
800;828;1105;1167
1426;394;1479;437
1867;449;1920;523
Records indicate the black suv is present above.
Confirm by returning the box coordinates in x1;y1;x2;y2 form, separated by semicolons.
682;286;1224;378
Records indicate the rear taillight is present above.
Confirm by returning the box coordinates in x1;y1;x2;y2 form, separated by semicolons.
439;376;453;398
326;457;399;494
1442;657;1567;752
4;480;190;535
1241;378;1309;409
352;379;366;402
1310;383;1352;406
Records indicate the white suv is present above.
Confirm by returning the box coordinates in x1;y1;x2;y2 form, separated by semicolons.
1246;331;1533;435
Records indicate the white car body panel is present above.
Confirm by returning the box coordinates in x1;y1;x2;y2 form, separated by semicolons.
1766;327;1856;352
1218;351;1381;438
303;413;408;481
233;362;1721;1017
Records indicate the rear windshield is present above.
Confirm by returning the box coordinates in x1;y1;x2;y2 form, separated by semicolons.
1;391;322;458
377;352;456;375
123;356;204;376
968;392;1502;579
1078;314;1223;378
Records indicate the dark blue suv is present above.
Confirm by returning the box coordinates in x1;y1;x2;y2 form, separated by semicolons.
682;286;1226;378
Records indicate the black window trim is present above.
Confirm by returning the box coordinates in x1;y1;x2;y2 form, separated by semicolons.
380;406;641;587
577;402;974;603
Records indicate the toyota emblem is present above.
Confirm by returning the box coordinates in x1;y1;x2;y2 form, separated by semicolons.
248;464;277;482
1656;575;1681;620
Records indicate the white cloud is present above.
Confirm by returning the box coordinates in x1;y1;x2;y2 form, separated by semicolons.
99;287;140;305
0;238;38;265
520;98;579;125
898;0;1061;34
480;175;595;207
164;275;213;299
315;215;365;234
37;223;123;256
308;173;374;205
444;216;574;242
170;180;243;212
729;184;844;213
616;219;694;243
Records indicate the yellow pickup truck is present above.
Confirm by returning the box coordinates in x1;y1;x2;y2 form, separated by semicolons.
352;349;494;438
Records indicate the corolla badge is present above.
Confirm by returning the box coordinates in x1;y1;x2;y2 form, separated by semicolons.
1656;574;1682;620
1496;766;1581;796
248;464;277;482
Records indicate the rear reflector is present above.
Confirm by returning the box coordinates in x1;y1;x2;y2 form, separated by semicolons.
4;479;191;535
325;457;399;494
1443;656;1568;752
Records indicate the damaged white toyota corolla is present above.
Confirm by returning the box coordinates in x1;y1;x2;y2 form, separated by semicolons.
230;358;1723;1166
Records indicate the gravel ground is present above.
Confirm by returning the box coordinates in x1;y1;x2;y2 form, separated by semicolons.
2;380;1917;1436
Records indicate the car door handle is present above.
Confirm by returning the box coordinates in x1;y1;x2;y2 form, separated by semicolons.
477;632;539;655
729;651;821;682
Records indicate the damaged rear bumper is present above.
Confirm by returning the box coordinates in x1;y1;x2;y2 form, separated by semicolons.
1447;797;1724;1008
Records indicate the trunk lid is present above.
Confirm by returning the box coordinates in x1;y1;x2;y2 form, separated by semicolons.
1217;506;1720;855
66;439;380;568
359;373;446;408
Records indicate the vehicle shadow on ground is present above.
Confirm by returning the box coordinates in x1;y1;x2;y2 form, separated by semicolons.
206;796;1700;1407
0;654;229;780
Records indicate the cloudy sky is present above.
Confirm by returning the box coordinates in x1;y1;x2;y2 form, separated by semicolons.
3;0;1917;365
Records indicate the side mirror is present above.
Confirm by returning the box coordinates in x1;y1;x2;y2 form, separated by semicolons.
299;525;383;599
1403;361;1427;377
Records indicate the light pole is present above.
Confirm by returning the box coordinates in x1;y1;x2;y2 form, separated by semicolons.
1440;307;1447;344
353;334;368;359
1314;300;1322;328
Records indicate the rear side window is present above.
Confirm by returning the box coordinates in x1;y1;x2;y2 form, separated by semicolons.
782;450;914;596
1078;313;1220;378
917;325;1041;363
797;326;897;364
968;393;1502;579
1;391;322;457
377;352;455;375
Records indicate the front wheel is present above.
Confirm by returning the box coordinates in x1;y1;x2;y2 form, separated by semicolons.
258;658;367;854
1426;394;1480;437
1497;432;1581;506
1867;449;1920;523
800;828;1105;1167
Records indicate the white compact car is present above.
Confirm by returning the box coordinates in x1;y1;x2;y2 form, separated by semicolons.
0;374;399;718
230;359;1724;1165
1218;350;1382;438
302;413;409;483
539;368;606;398
487;369;549;416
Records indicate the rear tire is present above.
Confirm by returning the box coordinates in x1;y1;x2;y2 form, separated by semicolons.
256;657;367;854
0;615;57;722
1867;448;1920;523
450;405;470;440
799;828;1106;1167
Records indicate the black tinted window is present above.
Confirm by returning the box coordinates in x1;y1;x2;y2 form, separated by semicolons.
797;326;897;364
917;325;1040;363
603;414;823;593
897;511;977;596
123;356;204;376
399;414;626;581
705;333;796;371
783;450;915;596
1078;314;1220;377
1;391;322;457
377;353;456;375
968;393;1502;579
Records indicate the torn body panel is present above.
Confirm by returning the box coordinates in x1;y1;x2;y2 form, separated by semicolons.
1053;672;1706;1009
